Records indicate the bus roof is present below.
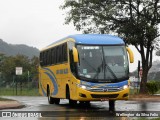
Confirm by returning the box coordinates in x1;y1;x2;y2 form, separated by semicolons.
43;34;125;51
68;34;124;45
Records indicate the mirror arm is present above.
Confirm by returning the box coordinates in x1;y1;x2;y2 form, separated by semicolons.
73;47;79;63
126;47;134;63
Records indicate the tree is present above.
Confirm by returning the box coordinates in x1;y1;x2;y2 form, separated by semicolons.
1;56;16;82
0;53;6;72
0;53;6;81
156;51;160;56
154;37;160;56
2;54;31;81
30;56;39;85
61;0;160;94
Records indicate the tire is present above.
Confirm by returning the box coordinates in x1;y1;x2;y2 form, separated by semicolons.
47;87;54;104
69;99;77;106
85;101;90;106
66;86;77;106
54;98;60;105
79;101;90;106
109;100;115;111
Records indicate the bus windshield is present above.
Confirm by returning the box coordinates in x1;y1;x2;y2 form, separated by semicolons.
77;45;129;82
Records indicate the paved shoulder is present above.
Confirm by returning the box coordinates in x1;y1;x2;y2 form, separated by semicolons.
0;101;25;110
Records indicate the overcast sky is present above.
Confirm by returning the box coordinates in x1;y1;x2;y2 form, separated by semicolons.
0;0;159;72
0;0;81;49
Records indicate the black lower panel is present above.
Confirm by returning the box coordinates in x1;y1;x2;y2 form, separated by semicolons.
91;94;119;98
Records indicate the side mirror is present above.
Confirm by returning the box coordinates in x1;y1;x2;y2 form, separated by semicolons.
73;47;79;63
126;47;134;63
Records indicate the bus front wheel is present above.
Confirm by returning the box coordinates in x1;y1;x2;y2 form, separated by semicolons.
79;101;90;106
54;98;60;104
109;100;115;111
66;86;77;106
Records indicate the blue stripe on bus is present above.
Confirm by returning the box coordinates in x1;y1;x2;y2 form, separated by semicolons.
43;68;58;95
44;72;58;95
39;81;47;96
80;80;128;88
43;68;57;82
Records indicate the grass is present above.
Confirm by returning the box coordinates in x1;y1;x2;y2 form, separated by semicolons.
0;87;40;96
156;89;160;94
130;88;160;95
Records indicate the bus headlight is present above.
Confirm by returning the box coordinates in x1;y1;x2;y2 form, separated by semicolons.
123;85;129;90
76;84;91;90
81;85;87;89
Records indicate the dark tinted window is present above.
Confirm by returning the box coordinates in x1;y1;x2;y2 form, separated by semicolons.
40;42;68;67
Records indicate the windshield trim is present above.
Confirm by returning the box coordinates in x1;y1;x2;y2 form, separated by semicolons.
76;43;125;46
78;76;129;83
75;44;129;83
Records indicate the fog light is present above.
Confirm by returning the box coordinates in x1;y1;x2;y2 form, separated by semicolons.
123;93;128;97
79;93;86;98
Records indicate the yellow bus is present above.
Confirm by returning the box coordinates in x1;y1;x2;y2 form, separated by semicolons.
39;34;134;110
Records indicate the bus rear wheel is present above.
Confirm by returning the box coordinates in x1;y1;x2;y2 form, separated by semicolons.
47;87;60;104
47;87;54;104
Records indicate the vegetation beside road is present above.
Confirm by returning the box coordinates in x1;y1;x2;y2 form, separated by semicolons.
0;54;39;96
0;88;39;96
130;80;160;95
146;81;160;95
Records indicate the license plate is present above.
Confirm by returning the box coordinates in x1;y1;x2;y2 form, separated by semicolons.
101;98;109;101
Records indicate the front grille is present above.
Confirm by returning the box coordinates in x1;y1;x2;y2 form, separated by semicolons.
89;87;121;92
91;94;119;98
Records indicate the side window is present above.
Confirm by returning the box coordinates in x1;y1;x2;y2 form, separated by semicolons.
51;48;55;64
44;51;47;66
47;50;49;65
46;50;48;65
62;43;67;62
48;50;51;65
61;44;64;62
59;45;62;63
54;47;56;64
40;42;68;66
56;46;59;64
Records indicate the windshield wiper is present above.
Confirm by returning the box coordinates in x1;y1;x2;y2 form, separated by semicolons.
101;47;118;81
93;63;103;79
105;64;118;80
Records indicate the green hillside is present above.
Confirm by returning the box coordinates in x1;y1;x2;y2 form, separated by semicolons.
0;39;39;58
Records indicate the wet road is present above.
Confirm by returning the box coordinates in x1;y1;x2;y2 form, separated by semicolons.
1;96;160;120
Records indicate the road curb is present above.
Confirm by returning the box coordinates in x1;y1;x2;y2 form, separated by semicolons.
129;98;160;102
129;94;160;102
0;101;25;110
